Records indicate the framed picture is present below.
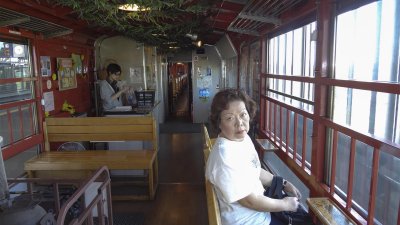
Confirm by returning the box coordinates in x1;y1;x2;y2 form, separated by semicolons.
40;56;51;77
57;58;77;91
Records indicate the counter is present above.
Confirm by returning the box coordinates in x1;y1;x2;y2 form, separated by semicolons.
103;101;160;116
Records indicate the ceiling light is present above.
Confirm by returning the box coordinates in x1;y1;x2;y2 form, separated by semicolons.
194;40;202;47
118;4;150;12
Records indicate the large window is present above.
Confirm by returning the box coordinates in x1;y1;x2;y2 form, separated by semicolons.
330;1;400;224
0;39;40;171
262;20;317;209
267;22;316;112
264;21;316;167
333;0;399;144
262;1;399;224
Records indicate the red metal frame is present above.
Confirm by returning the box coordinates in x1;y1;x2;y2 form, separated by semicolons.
259;70;400;225
0;34;44;160
7;166;112;225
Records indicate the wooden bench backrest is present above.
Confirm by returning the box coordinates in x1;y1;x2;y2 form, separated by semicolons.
44;116;157;152
202;124;222;225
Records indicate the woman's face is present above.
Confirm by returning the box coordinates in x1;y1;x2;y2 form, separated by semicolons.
219;100;250;142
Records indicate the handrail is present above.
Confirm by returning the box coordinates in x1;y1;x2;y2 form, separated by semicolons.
6;167;112;224
56;166;112;225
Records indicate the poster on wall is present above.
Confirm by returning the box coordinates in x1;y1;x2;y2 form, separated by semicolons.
71;53;83;75
199;88;210;101
196;65;212;101
40;56;51;77
43;91;55;112
57;58;77;91
129;67;144;84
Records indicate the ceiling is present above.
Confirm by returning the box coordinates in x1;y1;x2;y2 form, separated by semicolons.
0;0;309;52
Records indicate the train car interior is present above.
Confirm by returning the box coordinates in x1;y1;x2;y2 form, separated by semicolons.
0;0;399;225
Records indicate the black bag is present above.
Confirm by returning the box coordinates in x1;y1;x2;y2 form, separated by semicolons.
264;176;314;225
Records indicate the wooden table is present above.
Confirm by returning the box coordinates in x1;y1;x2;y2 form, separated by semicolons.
307;197;357;225
24;150;158;201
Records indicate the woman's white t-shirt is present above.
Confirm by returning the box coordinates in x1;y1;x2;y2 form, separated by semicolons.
205;134;271;225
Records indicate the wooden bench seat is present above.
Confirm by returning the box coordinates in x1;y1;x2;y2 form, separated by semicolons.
307;197;356;225
202;124;222;225
25;116;158;200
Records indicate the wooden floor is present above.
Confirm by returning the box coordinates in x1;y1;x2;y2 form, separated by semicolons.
112;88;209;225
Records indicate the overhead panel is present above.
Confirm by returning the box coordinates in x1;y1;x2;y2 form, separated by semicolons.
227;0;304;36
0;7;72;39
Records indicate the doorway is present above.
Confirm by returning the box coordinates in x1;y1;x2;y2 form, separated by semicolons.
167;62;192;122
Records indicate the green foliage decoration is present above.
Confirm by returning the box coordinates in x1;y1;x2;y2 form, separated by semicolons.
49;0;216;52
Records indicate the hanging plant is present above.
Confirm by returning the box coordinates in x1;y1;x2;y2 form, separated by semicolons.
49;0;216;51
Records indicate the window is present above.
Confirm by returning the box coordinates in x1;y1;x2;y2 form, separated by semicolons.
331;1;400;224
262;2;399;224
333;0;399;144
263;21;316;170
267;22;316;112
0;39;40;165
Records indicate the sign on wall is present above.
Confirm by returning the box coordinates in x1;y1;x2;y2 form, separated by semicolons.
196;66;212;101
57;58;77;91
40;56;51;77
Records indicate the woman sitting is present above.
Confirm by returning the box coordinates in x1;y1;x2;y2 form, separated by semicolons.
205;88;301;225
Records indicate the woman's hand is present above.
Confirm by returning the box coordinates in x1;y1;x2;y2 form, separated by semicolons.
284;181;302;199
282;196;299;211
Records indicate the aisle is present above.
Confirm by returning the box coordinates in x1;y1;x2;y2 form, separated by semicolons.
112;124;208;225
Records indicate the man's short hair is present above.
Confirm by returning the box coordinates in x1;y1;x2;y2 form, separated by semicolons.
107;63;121;75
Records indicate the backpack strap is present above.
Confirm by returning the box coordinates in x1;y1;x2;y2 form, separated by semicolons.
272;176;284;198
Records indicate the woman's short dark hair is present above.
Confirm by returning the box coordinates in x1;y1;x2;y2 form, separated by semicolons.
107;63;121;75
210;88;257;133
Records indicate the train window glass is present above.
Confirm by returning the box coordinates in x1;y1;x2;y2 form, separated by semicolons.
334;0;399;83
267;79;314;112
267;22;316;112
0;81;33;104
239;45;249;93
333;0;399;146
263;101;313;169
268;22;316;77
352;141;374;212
0;39;39;161
0;103;37;146
331;2;400;222
333;87;399;145
375;151;400;224
250;42;260;102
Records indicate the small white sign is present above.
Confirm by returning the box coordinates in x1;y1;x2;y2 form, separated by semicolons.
43;91;55;112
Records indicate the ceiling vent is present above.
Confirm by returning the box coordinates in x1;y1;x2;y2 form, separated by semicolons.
227;0;304;36
0;7;73;38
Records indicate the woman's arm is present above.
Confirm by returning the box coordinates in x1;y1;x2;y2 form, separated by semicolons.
238;193;299;212
260;169;302;199
259;168;274;186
